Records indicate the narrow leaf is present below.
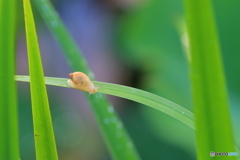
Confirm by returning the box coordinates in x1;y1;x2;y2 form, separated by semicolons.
184;0;236;159
16;75;195;130
23;0;58;159
0;0;19;159
32;0;140;159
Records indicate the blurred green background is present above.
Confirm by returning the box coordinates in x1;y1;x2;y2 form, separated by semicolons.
16;0;240;159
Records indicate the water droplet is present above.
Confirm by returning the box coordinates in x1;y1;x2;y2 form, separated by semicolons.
108;106;114;113
103;118;110;124
126;142;133;149
182;112;184;114
41;5;47;11
50;21;58;28
94;92;102;99
117;122;122;129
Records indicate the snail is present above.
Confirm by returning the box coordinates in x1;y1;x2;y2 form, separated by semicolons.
67;72;99;95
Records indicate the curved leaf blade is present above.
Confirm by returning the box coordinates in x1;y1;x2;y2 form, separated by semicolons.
16;76;195;130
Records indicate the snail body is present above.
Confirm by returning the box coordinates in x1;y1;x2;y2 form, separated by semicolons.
67;72;99;94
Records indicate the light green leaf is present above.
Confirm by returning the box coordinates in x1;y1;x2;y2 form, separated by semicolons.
184;0;236;159
32;0;140;159
16;75;195;130
0;0;19;159
23;0;58;159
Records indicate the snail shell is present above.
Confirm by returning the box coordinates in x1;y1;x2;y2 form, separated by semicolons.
67;72;99;94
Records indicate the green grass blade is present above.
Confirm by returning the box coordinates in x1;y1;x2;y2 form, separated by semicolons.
23;0;58;159
184;0;236;159
0;0;19;159
16;76;195;130
32;0;140;159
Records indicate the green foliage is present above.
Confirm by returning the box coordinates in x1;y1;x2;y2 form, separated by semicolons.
117;0;194;156
184;0;236;159
0;0;238;159
31;0;141;159
23;0;58;159
16;76;195;130
0;0;19;159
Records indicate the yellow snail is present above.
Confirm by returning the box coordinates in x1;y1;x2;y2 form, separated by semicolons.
67;72;99;95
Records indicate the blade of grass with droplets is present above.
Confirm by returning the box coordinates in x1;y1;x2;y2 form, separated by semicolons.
16;76;195;130
32;0;140;159
184;0;236;159
23;0;58;159
0;0;19;159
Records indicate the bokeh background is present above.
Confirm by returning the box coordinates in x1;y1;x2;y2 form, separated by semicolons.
16;0;240;159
